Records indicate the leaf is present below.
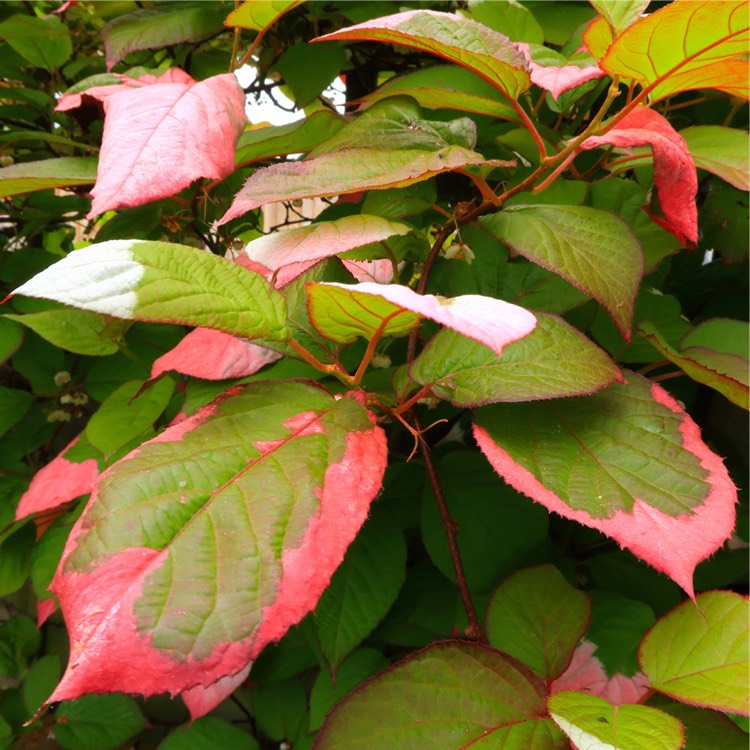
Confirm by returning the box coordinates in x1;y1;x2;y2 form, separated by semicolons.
314;510;406;672
580;106;698;247
0;386;33;439
467;0;545;44
0;157;97;199
5;306;130;356
411;313;620;407
473;373;738;596
315;641;567;749
421;452;549;594
274;42;346;107
220;146;508;222
158;717;259;750
548;691;684;750
152;328;283;381
225;0;304;31
481;205;643;337
314;10;531;101
45;382;387;717
639;591;750;715
15;436;99;522
486;565;591;682
651;699;750;750
0;317;23;362
639;321;749;410
56;70;247;217
85;379;174;459
244;215;411;271
307;282;537;356
360;65;518;122
681;126;750;191
516;42;604;100
13;239;290;343
0;14;72;68
235;110;346;166
552;641;651;706
590;1;650;36
600;0;750;102
101;3;228;69
53;694;145;750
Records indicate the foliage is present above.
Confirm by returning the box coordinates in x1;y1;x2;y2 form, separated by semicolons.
0;0;748;748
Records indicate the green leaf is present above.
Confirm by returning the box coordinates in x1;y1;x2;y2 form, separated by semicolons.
481;205;643;337
47;381;387;706
314;510;406;672
700;179;749;264
0;523;34;597
85;379;174;459
0;157;97;199
360;65;518;122
251;679;307;743
467;0;545;44
222;145;502;221
681;126;749;191
310;649;389;732
5;306;130;356
0;14;72;68
54;694;145;750
315;642;566;749
225;0;304;31
0;317;23;362
0;615;40;677
486;565;590;681
316;10;532;101
361;181;436;221
639;591;749;715
274;42;346;107
474;372;737;596
309;97;477;156
411;313;619;407
421;452;549;593
548;691;684;750
589;1;649;36
639;321;749;410
235;111;346;166
158;717;259;750
14;240;290;343
500;261;589;313
0;386;33;439
101;2;228;68
600;0;750;101
22;654;61;716
650;699;750;750
586;591;655;676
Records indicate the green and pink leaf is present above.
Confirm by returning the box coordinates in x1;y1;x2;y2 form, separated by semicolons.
473;373;737;596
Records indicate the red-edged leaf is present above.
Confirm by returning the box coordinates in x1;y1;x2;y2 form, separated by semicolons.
37;598;58;627
224;0;304;32
590;0;649;36
15;436;99;522
600;0;750;102
308;283;537;357
580;106;698;247
151;328;283;381
552;641;650;705
314;10;531;101
340;259;396;284
46;382;387;718
516;42;604;100
473;373;737;596
244;215;411;271
681;125;750;192
56;70;246;217
219;147;509;223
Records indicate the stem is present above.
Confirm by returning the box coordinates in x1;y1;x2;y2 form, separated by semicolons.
413;408;485;641
352;310;404;385
455;169;502;206
510;98;548;162
531;150;578;194
228;2;242;73
287;339;353;384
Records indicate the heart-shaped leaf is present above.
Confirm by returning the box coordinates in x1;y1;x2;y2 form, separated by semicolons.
45;381;387;718
639;591;749;715
473;373;737;596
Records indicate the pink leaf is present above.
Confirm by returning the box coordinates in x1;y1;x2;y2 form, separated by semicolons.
580;106;698;246
151;328;283;380
37;598;58;628
15;437;99;522
516;43;604;100
552;641;650;705
341;259;397;284
45;383;387;719
57;70;246;217
474;376;737;597
322;282;537;357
